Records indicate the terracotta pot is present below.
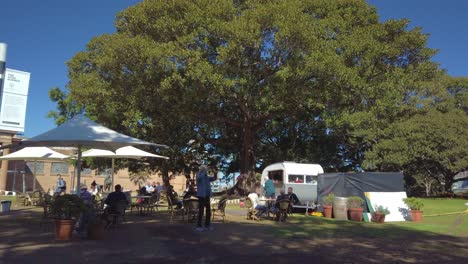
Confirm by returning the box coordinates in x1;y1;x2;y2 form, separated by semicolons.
410;210;423;222
88;221;105;240
323;205;333;218
373;212;385;223
55;219;75;241
348;208;364;222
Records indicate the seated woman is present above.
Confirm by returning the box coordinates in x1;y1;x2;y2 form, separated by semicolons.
167;185;183;209
247;186;267;218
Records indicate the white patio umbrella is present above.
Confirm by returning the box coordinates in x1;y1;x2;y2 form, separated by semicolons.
0;147;69;191
1;115;168;193
82;146;169;189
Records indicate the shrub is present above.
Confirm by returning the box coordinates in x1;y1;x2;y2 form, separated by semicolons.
50;194;86;220
374;205;390;215
323;193;335;206
346;196;364;209
403;197;424;211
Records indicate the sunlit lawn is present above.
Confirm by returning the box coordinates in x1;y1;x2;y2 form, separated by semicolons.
271;198;467;238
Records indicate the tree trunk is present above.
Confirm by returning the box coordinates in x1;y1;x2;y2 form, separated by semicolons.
237;119;257;194
424;181;432;197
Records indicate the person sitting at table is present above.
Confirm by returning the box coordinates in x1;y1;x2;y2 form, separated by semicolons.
167;185;183;209
154;182;164;193
183;182;197;200
145;182;155;193
287;187;300;205
248;186;267;218
89;181;99;195
102;184;128;227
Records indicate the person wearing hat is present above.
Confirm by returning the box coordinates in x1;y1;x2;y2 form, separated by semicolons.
76;184;93;238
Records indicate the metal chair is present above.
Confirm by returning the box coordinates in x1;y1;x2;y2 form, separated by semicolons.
106;200;128;228
212;197;228;223
277;199;291;222
184;198;199;223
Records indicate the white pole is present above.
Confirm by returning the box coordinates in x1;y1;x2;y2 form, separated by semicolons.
111;158;115;190
12;161;17;192
75;145;82;194
32;161;36;191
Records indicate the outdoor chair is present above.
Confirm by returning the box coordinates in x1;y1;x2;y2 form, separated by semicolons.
155;191;169;211
39;194;54;228
183;198;199;223
31;191;44;206
143;193;159;215
277;199;291;222
166;196;183;223
212;197;228;223
245;197;258;220
106;200;128;229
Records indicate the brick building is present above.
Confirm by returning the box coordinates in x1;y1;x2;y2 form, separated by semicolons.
3;143;187;194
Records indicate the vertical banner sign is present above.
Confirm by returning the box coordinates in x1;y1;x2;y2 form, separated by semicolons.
0;68;30;132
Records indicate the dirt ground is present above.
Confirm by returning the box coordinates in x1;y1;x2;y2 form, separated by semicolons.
0;207;467;264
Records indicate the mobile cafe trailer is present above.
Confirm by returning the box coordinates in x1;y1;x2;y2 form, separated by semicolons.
261;162;324;208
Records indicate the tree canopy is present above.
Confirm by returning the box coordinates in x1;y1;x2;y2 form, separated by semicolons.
48;0;465;194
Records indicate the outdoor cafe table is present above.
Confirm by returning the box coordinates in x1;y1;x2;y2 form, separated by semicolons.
131;195;151;215
259;198;276;218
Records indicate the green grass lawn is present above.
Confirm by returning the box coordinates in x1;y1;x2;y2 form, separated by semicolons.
272;198;467;238
0;195;17;203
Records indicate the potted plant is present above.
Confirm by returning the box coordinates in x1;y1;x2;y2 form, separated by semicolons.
403;197;424;222
322;193;335;218
373;205;390;223
50;194;86;240
346;196;364;221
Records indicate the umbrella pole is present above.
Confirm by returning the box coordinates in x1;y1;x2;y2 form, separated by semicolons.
76;145;82;194
12;161;17;192
33;161;36;191
111;158;115;191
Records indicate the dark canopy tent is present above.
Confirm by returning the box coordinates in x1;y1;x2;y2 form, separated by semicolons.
317;172;405;211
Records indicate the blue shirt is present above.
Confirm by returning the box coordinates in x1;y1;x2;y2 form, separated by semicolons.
196;171;217;198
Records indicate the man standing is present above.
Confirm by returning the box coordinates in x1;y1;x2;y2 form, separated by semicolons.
195;165;217;232
55;174;66;196
264;176;275;198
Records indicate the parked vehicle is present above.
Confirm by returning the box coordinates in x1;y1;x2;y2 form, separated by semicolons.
261;162;324;204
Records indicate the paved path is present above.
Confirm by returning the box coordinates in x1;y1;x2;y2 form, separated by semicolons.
1;207;467;264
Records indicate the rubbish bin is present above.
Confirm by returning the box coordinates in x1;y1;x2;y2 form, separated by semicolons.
1;200;12;213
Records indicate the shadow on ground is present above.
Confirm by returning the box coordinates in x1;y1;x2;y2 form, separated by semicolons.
0;207;467;264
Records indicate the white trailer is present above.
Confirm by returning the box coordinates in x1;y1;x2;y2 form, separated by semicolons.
261;162;324;205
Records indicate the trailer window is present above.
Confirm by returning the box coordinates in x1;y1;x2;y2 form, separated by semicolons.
288;174;304;183
306;175;317;184
268;170;283;183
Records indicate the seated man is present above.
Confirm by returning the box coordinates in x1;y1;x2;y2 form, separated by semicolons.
102;184;128;227
248;186;267;218
287;187;300;205
76;184;93;237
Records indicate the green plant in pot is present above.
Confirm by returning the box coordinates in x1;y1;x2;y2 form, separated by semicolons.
373;205;390;224
50;194;86;240
403;197;424;222
322;193;335;218
346;196;364;222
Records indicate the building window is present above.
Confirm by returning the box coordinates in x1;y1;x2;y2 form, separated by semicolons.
99;168;112;178
26;161;45;175
81;168;92;177
51;162;69;175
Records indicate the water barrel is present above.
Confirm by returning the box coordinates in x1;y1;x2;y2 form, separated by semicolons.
333;197;348;220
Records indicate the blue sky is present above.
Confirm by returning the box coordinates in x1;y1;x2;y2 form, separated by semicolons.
1;0;467;137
